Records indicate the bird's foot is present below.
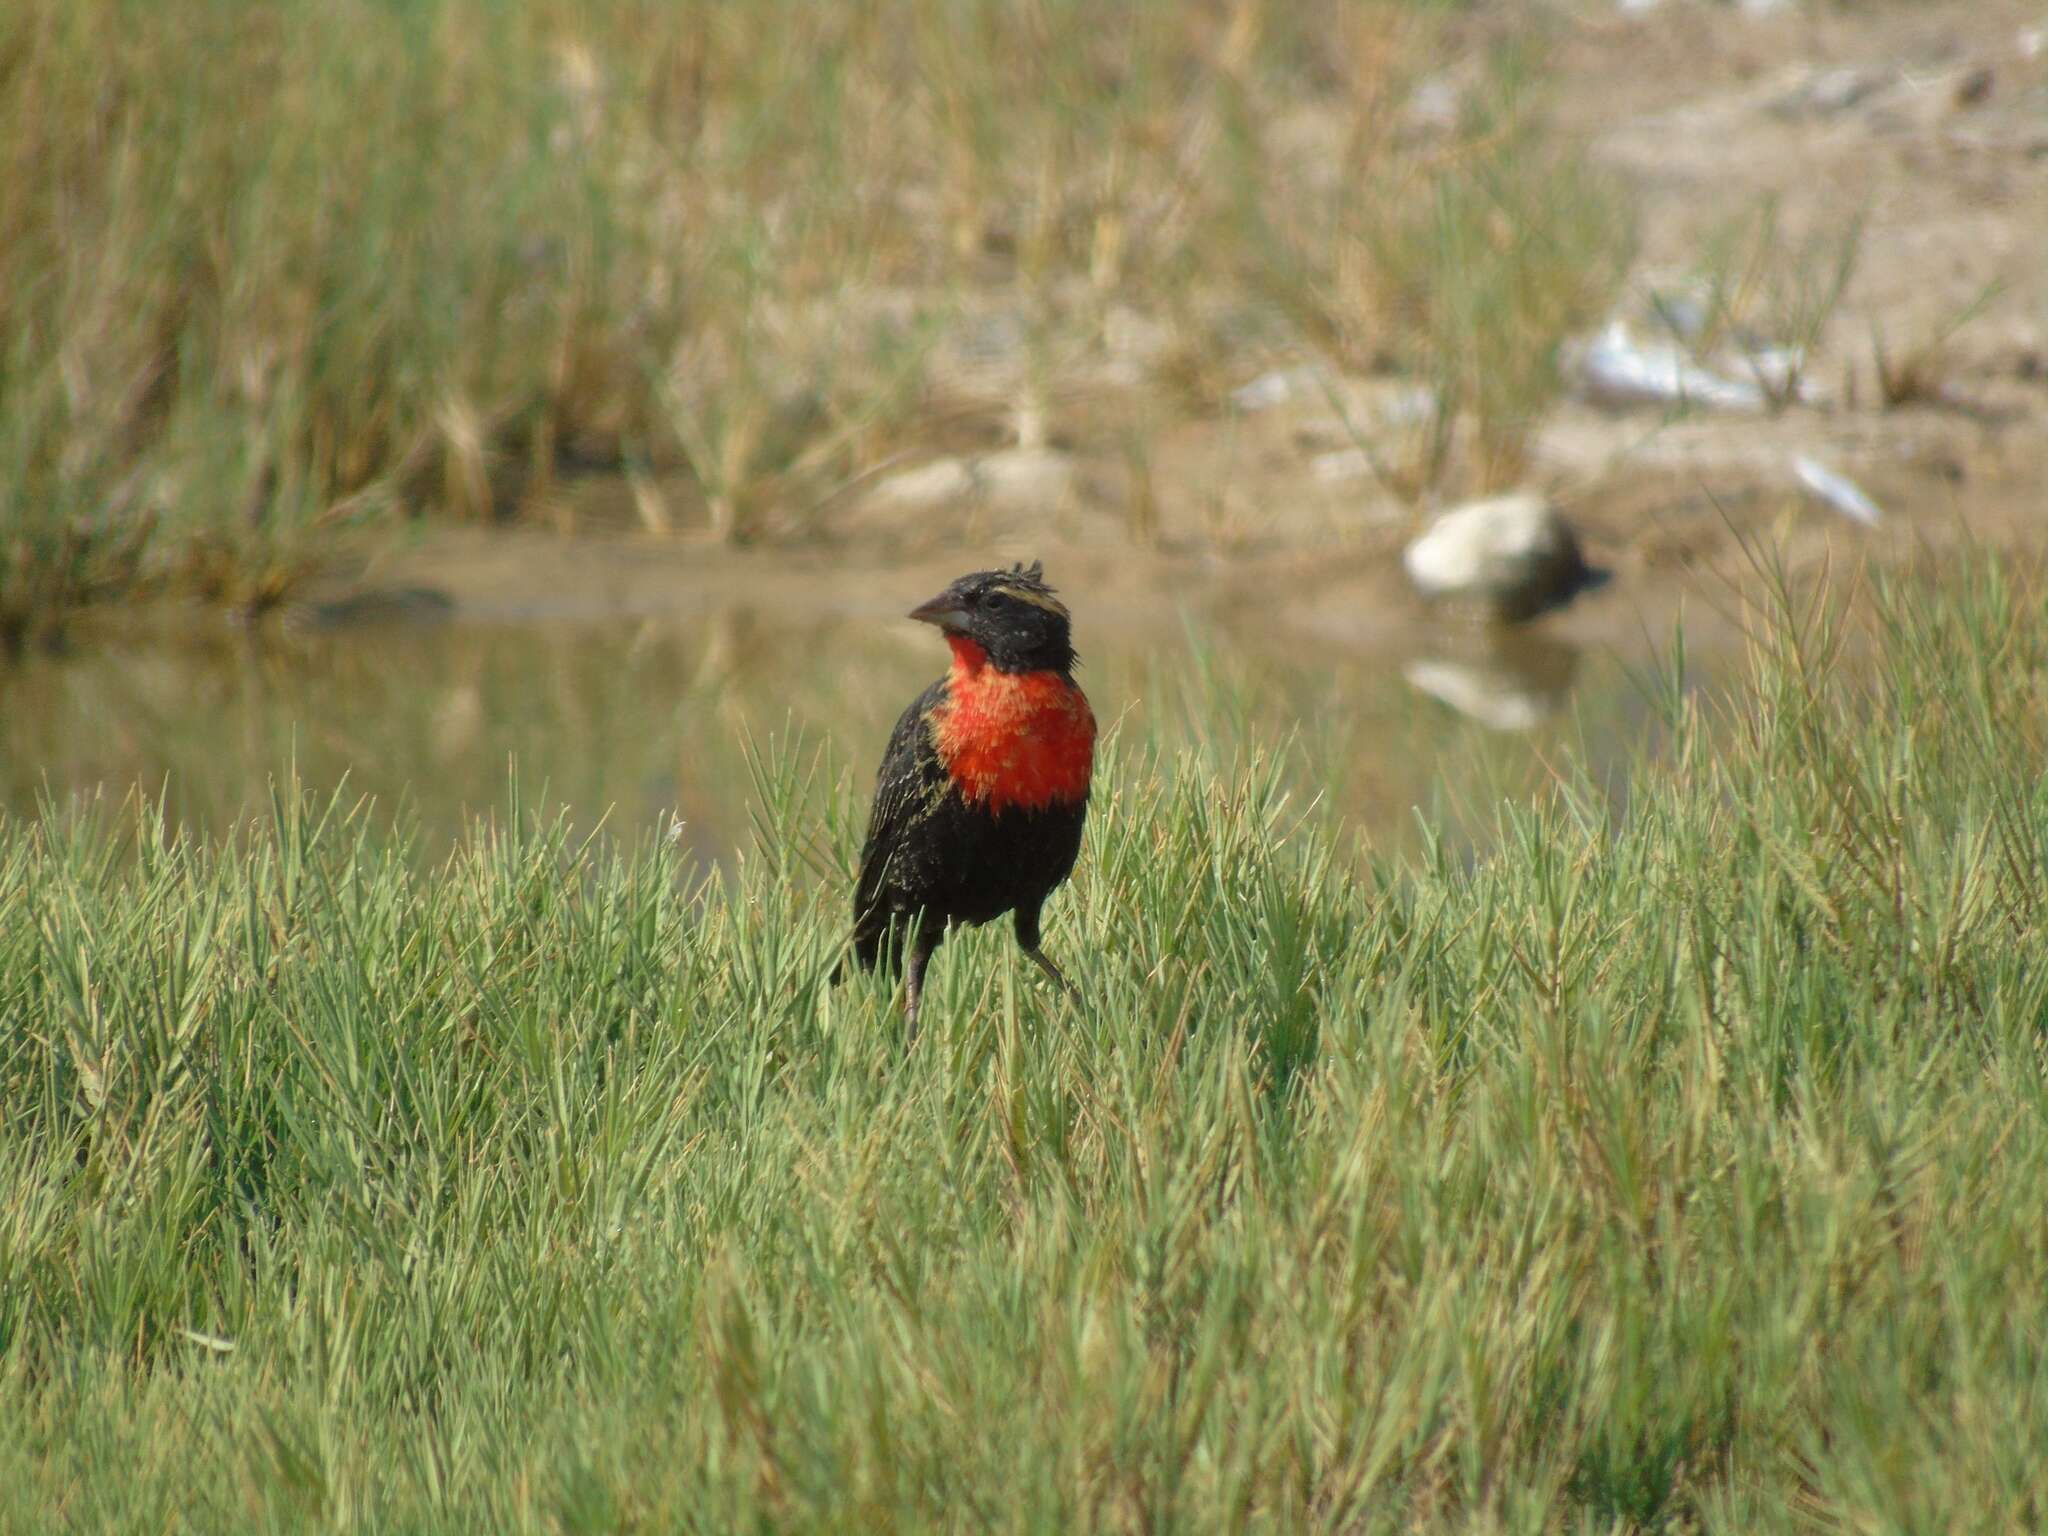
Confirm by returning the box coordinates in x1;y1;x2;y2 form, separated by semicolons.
1024;947;1079;1002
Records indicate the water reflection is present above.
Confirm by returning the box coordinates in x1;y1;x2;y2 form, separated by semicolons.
0;601;1683;863
1403;631;1580;733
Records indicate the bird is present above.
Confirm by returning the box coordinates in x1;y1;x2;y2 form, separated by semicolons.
839;561;1097;1038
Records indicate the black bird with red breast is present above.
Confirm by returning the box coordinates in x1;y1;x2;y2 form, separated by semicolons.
840;562;1097;1036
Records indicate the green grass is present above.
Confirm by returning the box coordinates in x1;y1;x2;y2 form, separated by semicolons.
4;562;2048;1531
1;0;1630;638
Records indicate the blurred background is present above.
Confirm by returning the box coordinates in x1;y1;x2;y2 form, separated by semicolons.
3;0;2042;861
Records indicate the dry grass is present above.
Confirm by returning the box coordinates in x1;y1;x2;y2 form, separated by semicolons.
0;0;1633;633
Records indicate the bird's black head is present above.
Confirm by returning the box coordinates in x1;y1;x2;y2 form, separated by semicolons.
907;561;1075;675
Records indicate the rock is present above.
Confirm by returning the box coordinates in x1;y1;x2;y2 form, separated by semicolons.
1567;322;1771;413
1737;345;1820;406
1404;76;1463;134
1402;493;1602;620
1311;448;1372;485
1374;384;1439;428
1101;306;1173;375
861;448;1078;518
1791;455;1883;527
1630;0;1799;15
1644;286;1713;344
1230;366;1328;412
975;447;1078;510
866;457;976;514
1771;66;1883;119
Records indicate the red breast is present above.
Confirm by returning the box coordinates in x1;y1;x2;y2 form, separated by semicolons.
930;635;1096;814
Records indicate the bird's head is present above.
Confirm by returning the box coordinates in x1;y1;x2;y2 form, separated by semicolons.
908;561;1075;676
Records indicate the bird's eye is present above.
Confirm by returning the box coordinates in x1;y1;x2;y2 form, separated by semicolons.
984;592;1012;612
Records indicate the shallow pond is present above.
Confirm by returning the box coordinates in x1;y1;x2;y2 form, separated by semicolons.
1;590;1697;869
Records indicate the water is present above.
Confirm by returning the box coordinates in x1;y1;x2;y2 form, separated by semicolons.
0;597;1689;866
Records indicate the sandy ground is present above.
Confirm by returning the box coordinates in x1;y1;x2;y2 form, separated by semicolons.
311;0;2047;662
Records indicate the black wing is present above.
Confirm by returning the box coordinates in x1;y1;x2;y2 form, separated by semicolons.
849;679;950;968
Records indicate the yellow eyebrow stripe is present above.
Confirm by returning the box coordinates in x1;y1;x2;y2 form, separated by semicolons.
987;583;1069;618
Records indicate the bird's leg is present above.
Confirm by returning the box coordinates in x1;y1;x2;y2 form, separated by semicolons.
1015;907;1078;1002
903;926;940;1045
1024;945;1079;1000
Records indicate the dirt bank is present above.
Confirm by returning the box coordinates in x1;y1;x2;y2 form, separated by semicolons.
291;0;2044;657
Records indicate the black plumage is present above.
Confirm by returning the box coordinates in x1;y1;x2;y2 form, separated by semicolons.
839;564;1094;1036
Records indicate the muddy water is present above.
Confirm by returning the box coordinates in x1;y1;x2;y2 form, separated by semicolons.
0;599;1690;868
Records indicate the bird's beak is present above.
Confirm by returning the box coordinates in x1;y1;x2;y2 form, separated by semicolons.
907;593;969;632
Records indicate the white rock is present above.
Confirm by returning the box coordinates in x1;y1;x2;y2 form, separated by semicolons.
1736;345;1823;405
866;457;976;512
975;447;1077;509
1102;306;1173;370
1311;448;1372;484
1644;287;1712;342
1622;0;1796;13
1568;322;1770;413
1230;366;1327;412
1402;493;1594;617
1405;76;1463;132
1376;384;1440;428
860;448;1079;520
1792;455;1883;527
1775;66;1882;118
